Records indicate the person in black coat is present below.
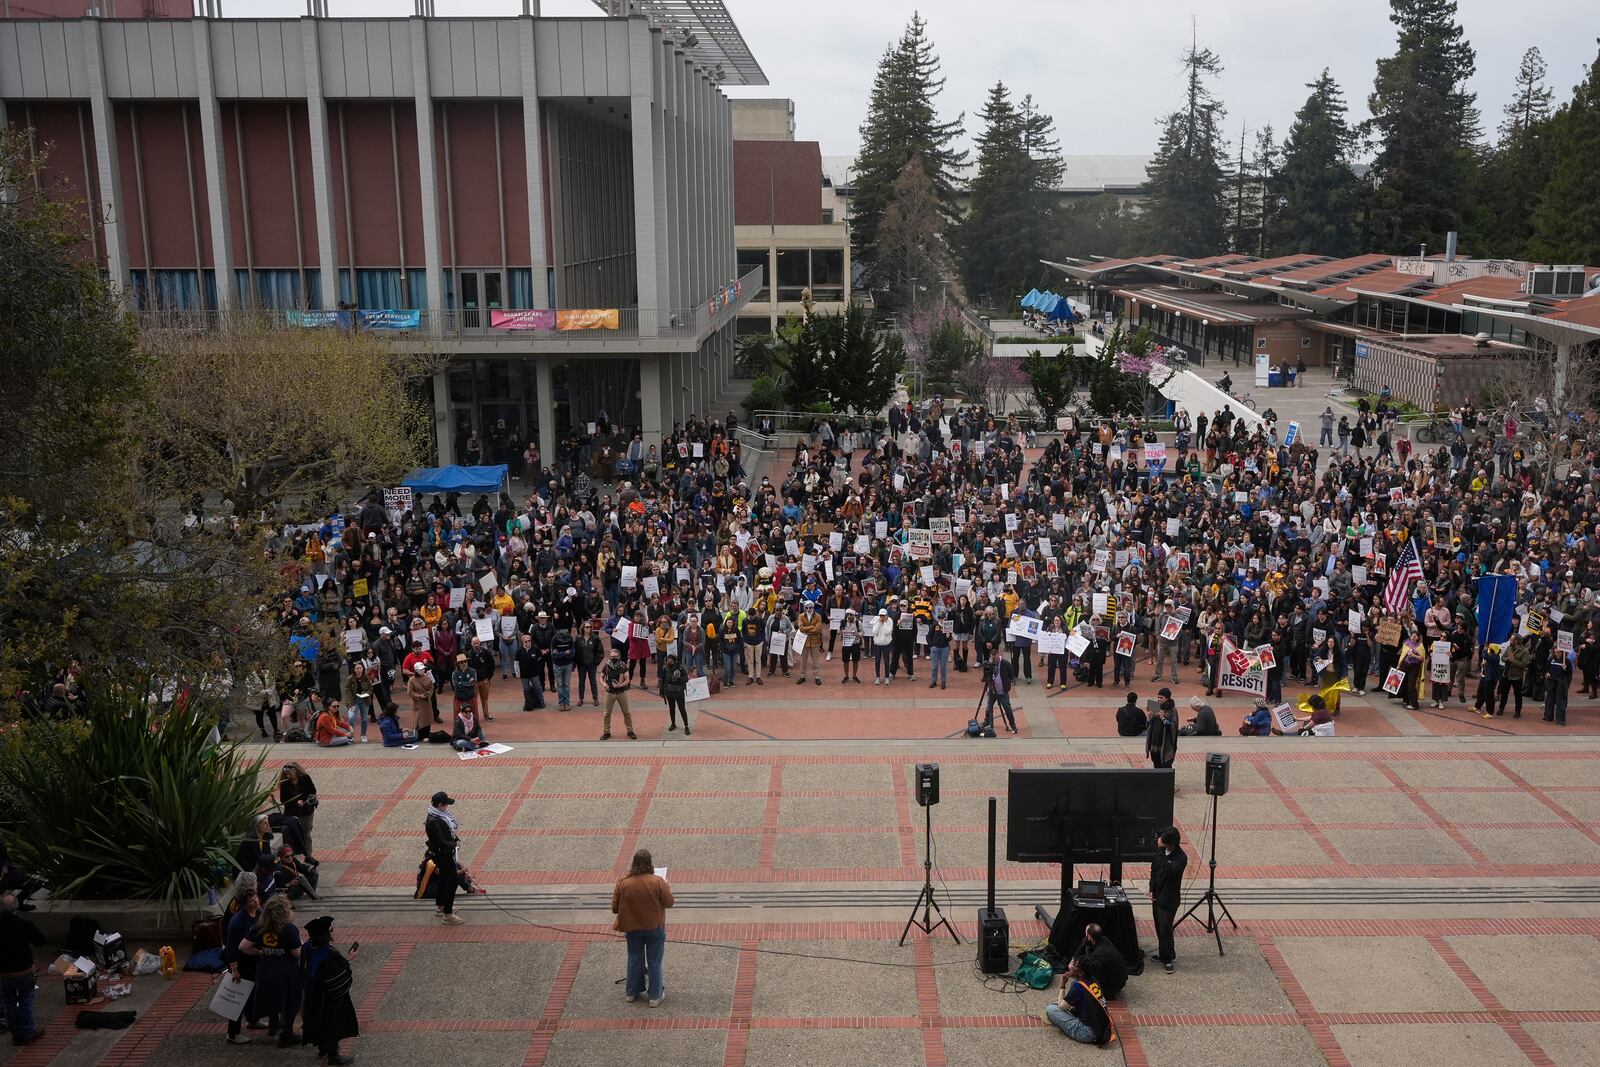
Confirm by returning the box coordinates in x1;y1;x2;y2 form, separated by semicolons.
1148;827;1188;973
1074;922;1128;1001
1146;698;1178;770
425;792;465;926
299;915;358;1065
1114;692;1147;736
660;655;691;735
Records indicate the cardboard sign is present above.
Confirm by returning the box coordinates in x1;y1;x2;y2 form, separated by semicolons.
1272;703;1299;733
474;619;495;644
1218;637;1266;697
1006;615;1042;642
1037;631;1067;655
1376;619;1403;647
1382;667;1405;694
685;676;710;703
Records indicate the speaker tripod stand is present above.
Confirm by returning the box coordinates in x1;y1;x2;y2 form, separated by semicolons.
1176;788;1236;955
900;801;960;945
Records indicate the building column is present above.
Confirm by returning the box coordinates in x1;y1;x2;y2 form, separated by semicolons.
517;16;549;309
433;369;455;464
411;18;446;330
83;16;129;297
629;23;661;334
535;355;555;470
640;355;664;443
192;18;236;310
300;17;340;308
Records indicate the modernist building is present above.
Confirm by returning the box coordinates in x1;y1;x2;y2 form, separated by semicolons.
1048;250;1600;409
731;98;851;337
0;0;766;464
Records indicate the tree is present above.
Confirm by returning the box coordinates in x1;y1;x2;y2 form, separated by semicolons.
1528;40;1600;265
1023;348;1076;424
956;83;1064;305
772;310;830;410
1141;35;1231;256
816;302;905;414
1080;319;1170;416
1474;47;1557;258
1057;193;1140;260
1365;0;1480;253
0;130;435;707
1272;71;1363;256
875;156;952;312
851;13;966;273
1230;123;1279;256
143;318;435;516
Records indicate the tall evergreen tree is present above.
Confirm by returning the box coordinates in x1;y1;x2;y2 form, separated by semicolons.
1140;36;1231;256
1272;70;1363;256
1365;0;1480;253
956;83;1063;305
1528;41;1600;265
850;13;966;273
1230;124;1279;256
876;156;952;311
1475;47;1556;257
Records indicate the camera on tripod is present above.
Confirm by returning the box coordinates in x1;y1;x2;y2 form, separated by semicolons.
965;658;998;738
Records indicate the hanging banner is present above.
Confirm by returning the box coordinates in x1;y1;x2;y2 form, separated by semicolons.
1217;636;1266;698
557;308;620;330
359;309;421;330
287;310;350;329
490;308;556;330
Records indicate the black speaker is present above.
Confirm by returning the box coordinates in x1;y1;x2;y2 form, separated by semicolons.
978;908;1010;973
1205;752;1231;797
915;762;940;806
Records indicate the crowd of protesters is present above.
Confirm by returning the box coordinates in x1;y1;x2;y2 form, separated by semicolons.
251;387;1599;741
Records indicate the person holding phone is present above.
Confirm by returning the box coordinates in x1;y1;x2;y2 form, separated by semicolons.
300;915;359;1065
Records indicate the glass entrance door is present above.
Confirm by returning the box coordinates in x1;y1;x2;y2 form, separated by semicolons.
458;270;504;331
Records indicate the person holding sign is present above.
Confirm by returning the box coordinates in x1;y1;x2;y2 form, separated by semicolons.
795;603;824;685
468;639;497;722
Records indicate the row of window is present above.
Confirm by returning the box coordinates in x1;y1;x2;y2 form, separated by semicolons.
127;267;555;313
736;247;846;304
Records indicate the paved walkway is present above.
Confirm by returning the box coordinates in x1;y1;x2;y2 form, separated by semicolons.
28;726;1600;1066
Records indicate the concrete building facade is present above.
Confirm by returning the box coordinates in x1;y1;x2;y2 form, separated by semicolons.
0;7;765;464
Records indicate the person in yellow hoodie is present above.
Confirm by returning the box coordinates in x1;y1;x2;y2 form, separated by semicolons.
794;602;824;685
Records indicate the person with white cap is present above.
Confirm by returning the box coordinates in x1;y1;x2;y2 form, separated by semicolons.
872;607;895;684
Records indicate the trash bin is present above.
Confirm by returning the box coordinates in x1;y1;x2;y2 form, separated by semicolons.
1268;371;1284;388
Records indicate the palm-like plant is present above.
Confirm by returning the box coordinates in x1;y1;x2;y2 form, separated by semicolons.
0;683;271;917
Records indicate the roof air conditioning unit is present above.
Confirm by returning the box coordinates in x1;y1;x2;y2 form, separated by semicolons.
1525;266;1587;298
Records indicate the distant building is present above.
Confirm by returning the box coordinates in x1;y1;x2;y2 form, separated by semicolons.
1;3;768;461
733;100;851;337
1046;250;1600;410
820;152;1154;221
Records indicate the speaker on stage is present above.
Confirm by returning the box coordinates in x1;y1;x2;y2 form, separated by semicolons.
915;763;940;807
979;796;1009;971
978;908;1010;973
1204;752;1230;797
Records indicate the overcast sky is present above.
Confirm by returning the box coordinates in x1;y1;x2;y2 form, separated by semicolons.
248;0;1596;160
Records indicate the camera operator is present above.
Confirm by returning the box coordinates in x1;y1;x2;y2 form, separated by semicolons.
979;653;1018;734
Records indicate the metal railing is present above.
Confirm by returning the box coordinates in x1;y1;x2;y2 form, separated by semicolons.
130;266;766;343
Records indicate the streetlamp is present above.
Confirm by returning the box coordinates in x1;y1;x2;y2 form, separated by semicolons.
1201;318;1210;367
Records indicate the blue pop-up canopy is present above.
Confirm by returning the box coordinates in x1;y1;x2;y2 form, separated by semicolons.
402;464;509;494
1021;288;1041;308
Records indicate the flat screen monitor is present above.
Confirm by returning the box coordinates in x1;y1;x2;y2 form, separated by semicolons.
1006;767;1174;863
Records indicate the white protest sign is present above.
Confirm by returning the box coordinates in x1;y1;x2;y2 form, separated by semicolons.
685;676;710;702
474;619;495;644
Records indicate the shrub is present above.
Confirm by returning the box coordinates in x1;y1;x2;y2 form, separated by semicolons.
0;684;272;917
742;375;788;420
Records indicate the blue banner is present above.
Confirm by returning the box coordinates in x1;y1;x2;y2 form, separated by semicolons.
286;310;350;329
359;309;421;330
1477;574;1518;647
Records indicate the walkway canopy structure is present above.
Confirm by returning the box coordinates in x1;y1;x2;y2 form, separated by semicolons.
402;465;510;495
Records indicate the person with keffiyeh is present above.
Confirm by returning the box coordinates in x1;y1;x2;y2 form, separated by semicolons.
424;792;465;925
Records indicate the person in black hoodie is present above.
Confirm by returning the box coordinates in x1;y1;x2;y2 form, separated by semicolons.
550;625;577;711
1148;827;1188;973
660;654;691;735
1114;692;1147;736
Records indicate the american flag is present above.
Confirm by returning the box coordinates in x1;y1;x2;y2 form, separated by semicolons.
1384;538;1424;614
